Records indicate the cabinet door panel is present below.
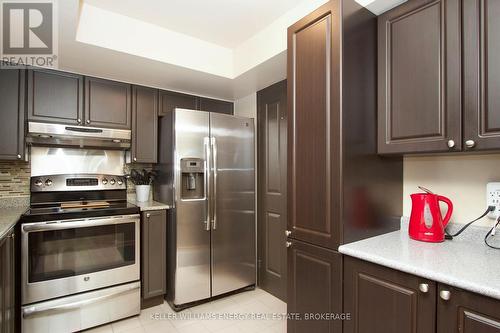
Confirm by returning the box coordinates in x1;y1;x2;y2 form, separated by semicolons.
27;68;83;125
85;77;131;129
287;240;341;333
287;2;341;250
159;90;197;116
438;284;500;333
132;86;158;163
0;68;25;160
463;0;500;150
142;210;167;299
344;257;436;333
197;97;233;115
378;0;461;154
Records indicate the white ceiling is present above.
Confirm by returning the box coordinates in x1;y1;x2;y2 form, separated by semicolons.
83;0;305;48
52;0;405;101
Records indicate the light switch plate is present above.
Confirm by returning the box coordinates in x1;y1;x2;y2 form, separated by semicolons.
486;182;500;219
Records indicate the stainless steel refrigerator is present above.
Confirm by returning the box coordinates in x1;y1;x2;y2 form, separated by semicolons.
154;108;255;310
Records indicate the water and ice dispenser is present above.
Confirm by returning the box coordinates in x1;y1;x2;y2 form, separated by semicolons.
180;158;205;199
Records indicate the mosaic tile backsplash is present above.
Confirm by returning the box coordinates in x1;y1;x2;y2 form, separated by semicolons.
0;161;31;198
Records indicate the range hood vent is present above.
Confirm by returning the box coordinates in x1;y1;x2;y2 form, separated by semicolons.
26;122;131;150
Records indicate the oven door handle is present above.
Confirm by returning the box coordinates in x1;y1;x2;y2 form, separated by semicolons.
22;282;140;318
22;215;140;232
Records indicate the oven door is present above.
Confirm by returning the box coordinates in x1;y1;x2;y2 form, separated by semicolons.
21;214;140;305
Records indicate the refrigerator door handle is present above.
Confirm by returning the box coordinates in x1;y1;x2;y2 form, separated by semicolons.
204;137;211;231
211;137;218;230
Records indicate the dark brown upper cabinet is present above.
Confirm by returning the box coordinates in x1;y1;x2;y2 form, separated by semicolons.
438;284;500;333
463;0;500;152
141;210;167;305
197;97;233;115
378;0;462;154
132;86;158;163
158;90;197;117
85;77;132;129
0;67;26;161
287;240;341;333
287;0;402;250
27;68;84;126
344;257;437;333
287;2;342;249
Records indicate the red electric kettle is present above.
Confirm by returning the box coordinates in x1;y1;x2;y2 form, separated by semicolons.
409;187;453;243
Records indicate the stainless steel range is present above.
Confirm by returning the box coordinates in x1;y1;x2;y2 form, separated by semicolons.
20;174;141;333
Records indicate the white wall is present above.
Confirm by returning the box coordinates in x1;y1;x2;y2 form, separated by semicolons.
403;154;500;227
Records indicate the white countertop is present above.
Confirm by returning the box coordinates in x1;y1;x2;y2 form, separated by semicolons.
127;196;171;212
0;206;28;240
339;224;500;300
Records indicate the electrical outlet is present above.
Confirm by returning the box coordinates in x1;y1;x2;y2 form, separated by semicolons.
486;182;500;219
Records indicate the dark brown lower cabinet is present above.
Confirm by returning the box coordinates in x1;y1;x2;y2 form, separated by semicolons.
287;240;342;333
0;229;16;333
141;210;167;308
344;257;436;333
438;284;500;333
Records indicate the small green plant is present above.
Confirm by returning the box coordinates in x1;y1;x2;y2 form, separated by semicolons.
127;169;157;185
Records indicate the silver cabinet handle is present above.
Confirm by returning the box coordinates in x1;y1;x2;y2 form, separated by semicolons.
419;283;429;293
86;120;91;124
465;140;475;148
285;230;292;237
146;213;151;218
204;137;211;231
17;154;22;159
133;157;137;162
440;290;451;301
286;241;292;248
447;140;455;148
77;118;81;124
211;137;218;230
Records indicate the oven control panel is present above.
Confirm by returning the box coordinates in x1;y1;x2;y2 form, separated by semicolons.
31;174;127;192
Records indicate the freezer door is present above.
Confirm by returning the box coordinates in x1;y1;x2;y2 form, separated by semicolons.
173;109;211;305
210;113;256;296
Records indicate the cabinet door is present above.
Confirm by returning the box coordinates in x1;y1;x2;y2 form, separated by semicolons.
463;0;500;151
378;0;461;154
287;240;341;333
0;231;15;333
85;77;132;129
438;284;500;333
287;1;341;249
0;68;25;161
27;68;83;125
158;90;197;117
197;97;233;115
141;210;167;299
0;237;4;332
344;257;436;333
132;86;158;163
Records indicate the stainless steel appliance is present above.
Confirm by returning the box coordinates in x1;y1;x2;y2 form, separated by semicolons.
27;122;131;149
154;108;255;310
20;174;141;333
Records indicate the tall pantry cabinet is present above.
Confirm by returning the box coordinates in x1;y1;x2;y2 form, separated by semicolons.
286;1;403;332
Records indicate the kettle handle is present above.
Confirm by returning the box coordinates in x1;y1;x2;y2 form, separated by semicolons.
438;196;453;227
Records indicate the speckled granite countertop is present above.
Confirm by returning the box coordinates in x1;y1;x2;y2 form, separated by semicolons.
127;196;171;212
0;205;28;240
339;223;500;300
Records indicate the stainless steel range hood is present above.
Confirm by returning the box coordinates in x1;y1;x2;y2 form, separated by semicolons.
26;122;131;149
